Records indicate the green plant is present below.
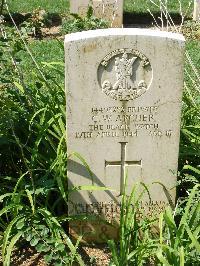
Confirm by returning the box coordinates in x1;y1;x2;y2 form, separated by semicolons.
1;188;84;266
0;0;5;15
0;3;110;264
0;3;83;264
181;21;200;40
156;185;200;265
108;183;157;266
148;0;200;185
61;6;109;34
20;8;48;37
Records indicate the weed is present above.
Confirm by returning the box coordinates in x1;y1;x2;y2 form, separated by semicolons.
61;6;109;34
20;8;48;38
108;183;157;266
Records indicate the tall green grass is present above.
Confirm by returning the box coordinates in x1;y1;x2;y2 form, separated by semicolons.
0;2;84;264
108;183;157;266
108;183;200;265
156;185;200;265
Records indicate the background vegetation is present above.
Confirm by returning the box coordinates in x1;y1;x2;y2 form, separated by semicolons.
0;0;199;265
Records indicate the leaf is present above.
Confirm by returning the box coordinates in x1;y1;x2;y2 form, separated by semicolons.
44;253;53;263
4;232;22;266
41;61;64;67
179;246;184;266
12;171;29;202
2;214;24;261
36;243;50;253
37;208;85;266
54;262;63;266
179;185;199;228
70;13;82;20
0;193;12;203
25;189;35;214
13;81;24;94
29;107;46;128
107;240;119;266
55;243;65;252
25;233;33;242
185;224;200;251
163;207;177;231
72;185;113;191
156;249;171;266
159;212;164;244
182;165;200;175
0;204;21;218
87;6;93;18
30;237;39;247
16;218;25;230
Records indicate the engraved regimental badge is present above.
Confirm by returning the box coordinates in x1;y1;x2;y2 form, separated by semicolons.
98;48;153;101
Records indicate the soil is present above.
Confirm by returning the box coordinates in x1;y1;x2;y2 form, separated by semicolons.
0;244;111;266
0;247;46;266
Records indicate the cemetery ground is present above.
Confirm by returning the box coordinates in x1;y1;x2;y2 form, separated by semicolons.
0;0;200;265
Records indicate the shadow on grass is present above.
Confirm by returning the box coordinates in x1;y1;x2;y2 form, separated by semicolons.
3;10;192;30
124;11;187;27
3;12;62;27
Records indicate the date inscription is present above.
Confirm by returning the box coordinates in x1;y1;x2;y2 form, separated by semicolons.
74;104;173;139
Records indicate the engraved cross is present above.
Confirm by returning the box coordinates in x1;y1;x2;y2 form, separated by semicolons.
105;142;142;195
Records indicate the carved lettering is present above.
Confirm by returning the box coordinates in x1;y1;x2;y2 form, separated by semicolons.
166;130;173;137
75;132;93;139
107;124;130;131
115;114;155;123
149;130;163;137
89;124;104;131
123;131;138;137
97;131;119;137
69;201;169;221
91;105;158;114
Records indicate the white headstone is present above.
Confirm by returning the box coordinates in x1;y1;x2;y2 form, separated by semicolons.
65;28;185;243
193;0;200;20
70;0;124;27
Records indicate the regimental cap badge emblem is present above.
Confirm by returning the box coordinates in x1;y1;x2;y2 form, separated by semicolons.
98;48;153;101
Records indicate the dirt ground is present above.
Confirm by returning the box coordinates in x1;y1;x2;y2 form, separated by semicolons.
1;245;111;266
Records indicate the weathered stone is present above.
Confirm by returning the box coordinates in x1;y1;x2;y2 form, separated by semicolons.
70;0;123;27
65;28;185;243
193;0;200;20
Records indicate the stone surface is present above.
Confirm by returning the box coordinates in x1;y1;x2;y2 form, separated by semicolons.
65;28;185;242
70;0;123;27
193;0;200;20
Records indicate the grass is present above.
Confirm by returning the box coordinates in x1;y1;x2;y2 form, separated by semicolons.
7;0;70;14
18;39;64;83
185;40;200;89
124;0;193;14
186;40;200;68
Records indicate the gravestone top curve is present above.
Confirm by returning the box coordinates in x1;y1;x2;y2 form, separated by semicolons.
65;28;185;42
